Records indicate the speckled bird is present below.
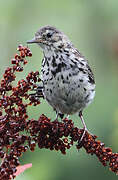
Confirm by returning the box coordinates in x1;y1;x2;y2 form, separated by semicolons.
27;25;95;140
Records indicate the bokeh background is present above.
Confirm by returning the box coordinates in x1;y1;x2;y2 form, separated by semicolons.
0;0;118;179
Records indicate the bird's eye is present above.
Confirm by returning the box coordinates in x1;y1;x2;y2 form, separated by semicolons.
47;32;52;38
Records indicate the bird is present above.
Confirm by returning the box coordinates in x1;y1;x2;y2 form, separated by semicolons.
27;25;95;141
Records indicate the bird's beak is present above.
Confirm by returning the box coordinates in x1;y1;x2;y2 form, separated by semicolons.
27;37;43;44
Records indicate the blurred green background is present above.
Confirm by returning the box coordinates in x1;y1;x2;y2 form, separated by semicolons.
0;0;118;179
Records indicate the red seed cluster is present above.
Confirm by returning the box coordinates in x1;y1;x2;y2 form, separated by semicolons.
0;45;118;179
27;115;118;174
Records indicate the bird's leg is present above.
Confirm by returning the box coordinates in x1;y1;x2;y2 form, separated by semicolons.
79;111;88;142
55;111;59;121
66;115;70;119
55;111;64;121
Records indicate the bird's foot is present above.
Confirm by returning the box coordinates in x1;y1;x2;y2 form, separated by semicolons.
79;128;95;144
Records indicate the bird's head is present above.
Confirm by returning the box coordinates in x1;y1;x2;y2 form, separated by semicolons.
27;25;71;52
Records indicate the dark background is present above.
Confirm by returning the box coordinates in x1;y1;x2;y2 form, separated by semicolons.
0;0;118;179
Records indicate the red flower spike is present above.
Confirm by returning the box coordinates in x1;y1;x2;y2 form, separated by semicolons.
28;52;32;57
0;45;117;180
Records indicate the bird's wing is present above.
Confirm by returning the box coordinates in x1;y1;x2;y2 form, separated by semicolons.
73;48;95;84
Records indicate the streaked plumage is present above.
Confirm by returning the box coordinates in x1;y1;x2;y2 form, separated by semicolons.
27;25;95;141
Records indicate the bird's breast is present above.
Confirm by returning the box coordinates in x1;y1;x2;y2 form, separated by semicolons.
40;52;95;114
